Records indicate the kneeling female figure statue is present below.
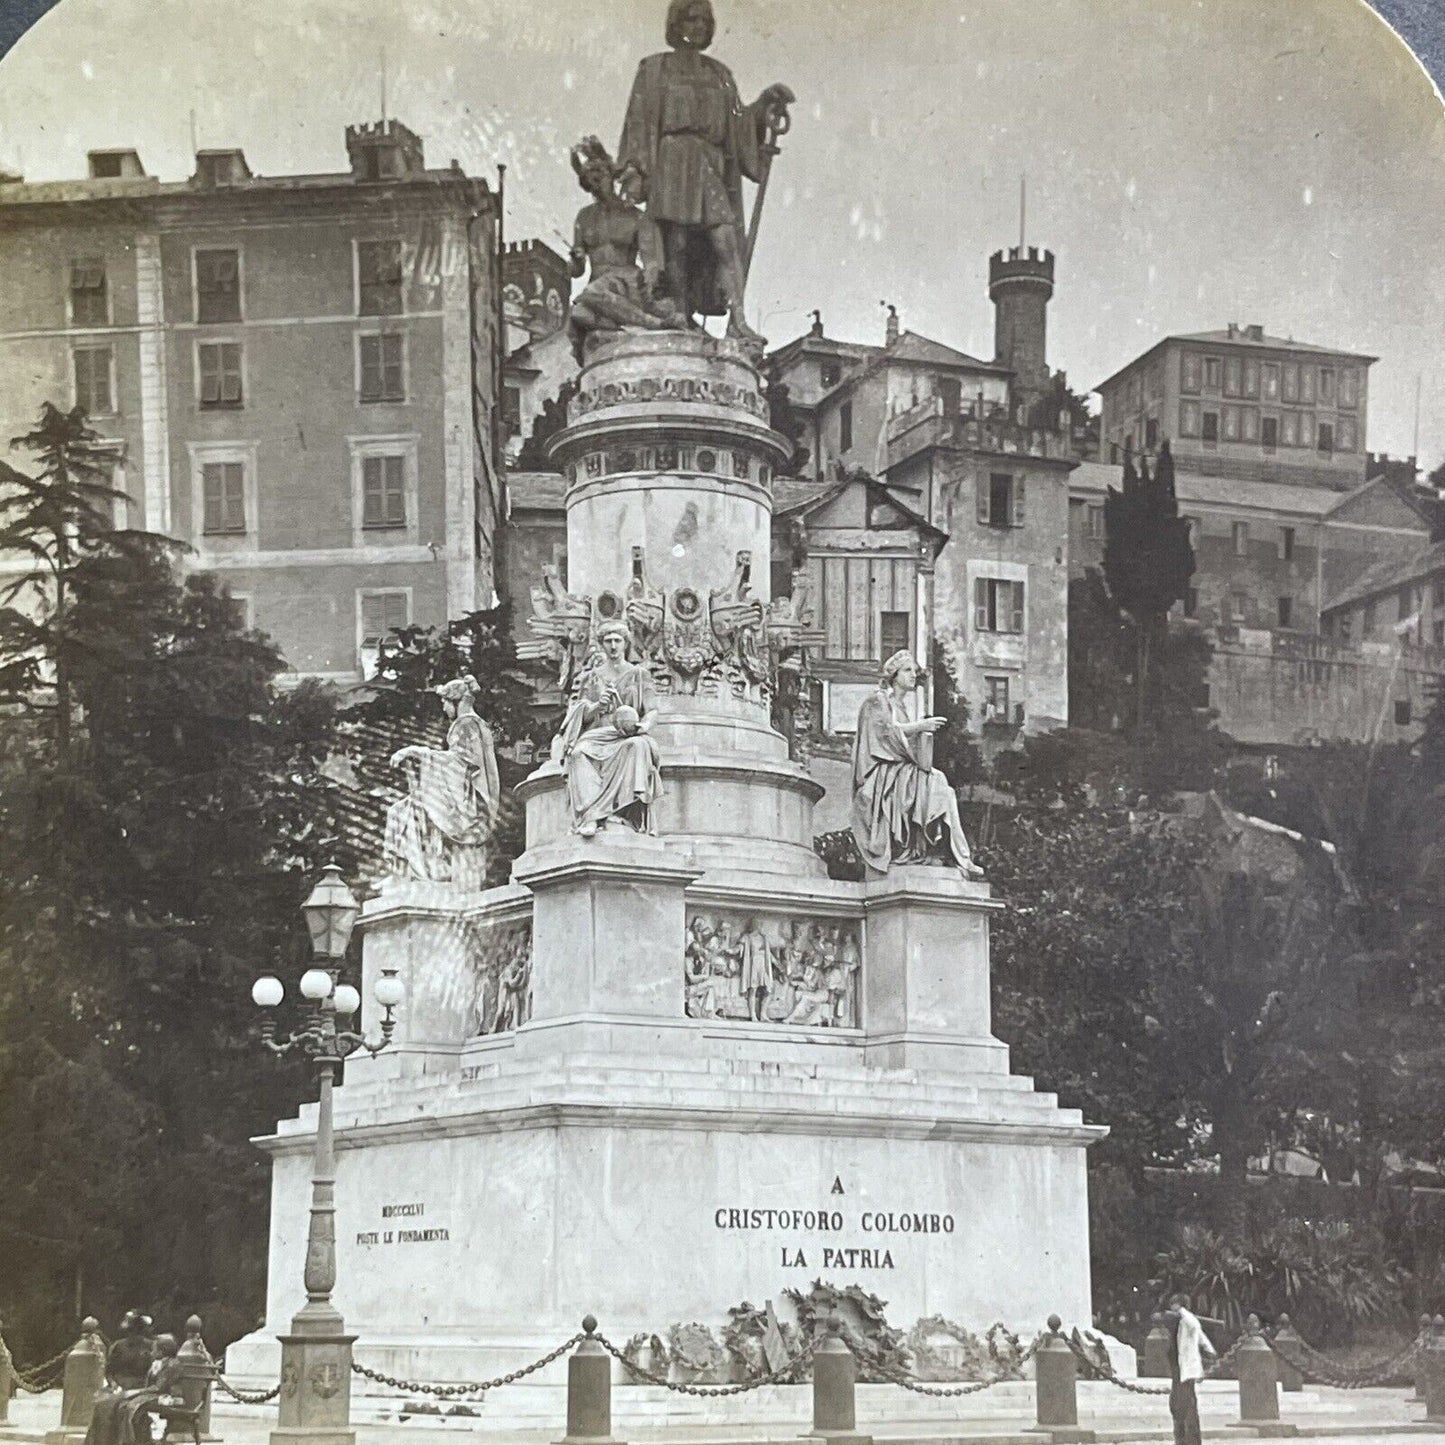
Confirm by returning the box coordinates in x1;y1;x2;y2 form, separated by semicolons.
850;650;983;878
554;621;664;837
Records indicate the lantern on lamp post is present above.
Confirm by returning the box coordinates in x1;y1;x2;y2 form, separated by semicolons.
250;864;402;1445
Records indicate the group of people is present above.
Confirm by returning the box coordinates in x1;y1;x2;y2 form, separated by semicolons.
685;915;860;1027
83;1311;187;1445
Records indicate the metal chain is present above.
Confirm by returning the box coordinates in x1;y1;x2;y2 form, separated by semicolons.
868;1330;1043;1397
593;1331;816;1396
1267;1336;1422;1391
349;1332;584;1400
1062;1334;1172;1396
215;1377;282;1404
13;1346;73;1388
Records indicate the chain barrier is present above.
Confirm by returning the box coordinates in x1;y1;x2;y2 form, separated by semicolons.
11;1345;73;1394
1062;1333;1172;1396
592;1331;816;1396
868;1331;1043;1397
349;1332;584;1401
1266;1334;1423;1391
215;1377;283;1405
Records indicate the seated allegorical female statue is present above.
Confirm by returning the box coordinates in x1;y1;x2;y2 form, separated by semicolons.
384;674;500;889
553;620;663;838
850;650;983;879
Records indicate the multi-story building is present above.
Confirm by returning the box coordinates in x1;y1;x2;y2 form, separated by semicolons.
0;119;502;682
499;238;573;462
1095;323;1374;490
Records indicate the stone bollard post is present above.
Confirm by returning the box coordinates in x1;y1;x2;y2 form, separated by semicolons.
0;1315;13;1426
44;1319;106;1445
166;1316;217;1442
1031;1316;1093;1442
805;1317;871;1445
1141;1315;1170;1378
1414;1315;1432;1401
1236;1324;1280;1426
1425;1315;1445;1424
558;1317;623;1445
1271;1315;1304;1393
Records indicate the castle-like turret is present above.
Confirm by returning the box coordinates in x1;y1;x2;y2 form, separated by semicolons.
989;244;1055;406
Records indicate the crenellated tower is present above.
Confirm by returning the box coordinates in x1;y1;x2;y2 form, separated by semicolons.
989;244;1055;411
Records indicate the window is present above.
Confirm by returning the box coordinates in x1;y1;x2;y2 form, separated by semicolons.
1233;521;1249;557
502;384;522;439
359;590;411;678
1282;412;1299;447
360;454;407;529
1145;416;1159;449
1435;620;1444;649
1243;407;1260;442
978;471;1024;528
973;577;1024;633
1224;357;1242;397
1202;411;1219;444
983;674;1010;722
73;346;113;416
878;610;910;657
1184;587;1199;619
1179;400;1200;437
1263;364;1280;401
226;591;254;631
1340;370;1358;408
70;259;108;326
937;375;962;415
839;399;853;453
194;248;241;322
1338;614;1353;643
1279;526;1295;561
1086;504;1105;540
1181;353;1201;393
1222;406;1240;441
1261;416;1278;450
1243;360;1260;398
1319;367;1335;403
198;342;243;409
357;239;404;316
1395;699;1412;726
1277;596;1294;629
1204;357;1221;391
1282;363;1299;403
1363;601;1376;638
201;461;246;534
1338;417;1357;452
820;360;841;389
1124;431;1134;454
1316;421;1333;455
1229;591;1249;624
1434;578;1445;609
1301;367;1316;404
1399;584;1413;621
359;333;405;403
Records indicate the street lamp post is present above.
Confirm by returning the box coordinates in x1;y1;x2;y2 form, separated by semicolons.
251;864;403;1445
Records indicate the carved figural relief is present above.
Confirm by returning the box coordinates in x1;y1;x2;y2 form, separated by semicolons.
850;651;983;879
553;620;664;837
473;920;533;1036
383;675;500;890
685;911;860;1029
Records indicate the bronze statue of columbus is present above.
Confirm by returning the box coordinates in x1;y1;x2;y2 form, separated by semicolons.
617;0;793;343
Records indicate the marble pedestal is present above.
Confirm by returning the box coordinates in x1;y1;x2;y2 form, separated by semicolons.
231;333;1118;1407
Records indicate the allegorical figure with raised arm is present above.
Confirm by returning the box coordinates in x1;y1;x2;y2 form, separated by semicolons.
616;0;793;340
850;650;983;878
554;620;664;837
384;674;499;889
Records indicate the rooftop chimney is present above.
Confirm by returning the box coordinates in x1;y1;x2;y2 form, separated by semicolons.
192;149;253;187
87;149;146;179
809;309;824;337
884;303;899;346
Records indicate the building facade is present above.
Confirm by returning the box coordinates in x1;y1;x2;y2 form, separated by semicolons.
1096;324;1374;490
0;119;502;682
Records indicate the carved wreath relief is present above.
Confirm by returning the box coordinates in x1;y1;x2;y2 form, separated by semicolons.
685;911;861;1029
472;920;533;1036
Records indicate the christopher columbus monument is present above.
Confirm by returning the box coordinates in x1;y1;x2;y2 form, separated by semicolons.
230;0;1110;1414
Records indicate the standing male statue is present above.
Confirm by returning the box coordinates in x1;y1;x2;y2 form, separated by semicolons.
617;0;793;342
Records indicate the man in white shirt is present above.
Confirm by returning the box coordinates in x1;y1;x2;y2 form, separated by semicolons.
1166;1292;1217;1445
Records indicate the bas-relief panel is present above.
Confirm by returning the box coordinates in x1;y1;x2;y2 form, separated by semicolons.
685;911;861;1029
470;919;533;1036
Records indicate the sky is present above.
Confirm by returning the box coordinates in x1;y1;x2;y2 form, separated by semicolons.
1;0;1443;470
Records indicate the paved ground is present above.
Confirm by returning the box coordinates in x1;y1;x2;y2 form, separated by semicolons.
4;1386;1441;1445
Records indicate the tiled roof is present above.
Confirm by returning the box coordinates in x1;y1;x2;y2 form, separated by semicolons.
1322;537;1445;613
1173;329;1375;359
1070;460;1346;517
772;476;847;516
885;331;1003;371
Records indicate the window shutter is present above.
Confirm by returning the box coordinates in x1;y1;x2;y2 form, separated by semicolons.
200;348;220;404
383;335;403;399
360;338;382;400
975;473;989;525
203;465;222;530
1010;581;1025;634
1012;475;1026;527
974;577;988;631
221;346;242;403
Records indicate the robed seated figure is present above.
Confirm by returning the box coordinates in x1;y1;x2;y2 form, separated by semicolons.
384;675;499;889
86;1324;185;1445
553;621;663;837
850;650;983;879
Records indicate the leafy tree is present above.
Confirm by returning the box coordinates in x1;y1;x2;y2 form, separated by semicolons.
0;404;340;1351
1102;442;1195;730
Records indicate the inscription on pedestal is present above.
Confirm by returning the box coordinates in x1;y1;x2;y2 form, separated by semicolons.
355;1201;451;1247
